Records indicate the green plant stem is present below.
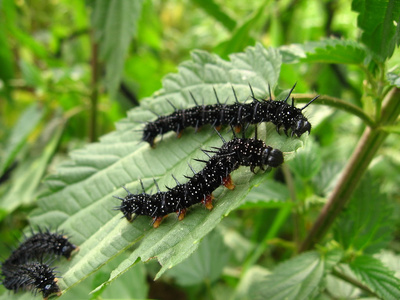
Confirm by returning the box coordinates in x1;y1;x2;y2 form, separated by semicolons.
89;32;99;142
299;87;400;252
292;93;376;127
282;164;301;247
241;203;292;276
331;268;381;299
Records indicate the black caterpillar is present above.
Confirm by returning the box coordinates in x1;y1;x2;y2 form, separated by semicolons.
1;229;78;299
2;262;60;300
115;131;284;228
141;83;318;147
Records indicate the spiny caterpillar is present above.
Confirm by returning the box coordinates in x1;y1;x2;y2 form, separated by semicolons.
2;262;60;300
1;229;78;299
141;83;318;147
4;228;78;266
115;130;284;228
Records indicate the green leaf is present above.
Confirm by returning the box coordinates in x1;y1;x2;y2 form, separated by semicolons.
288;139;322;181
91;0;144;94
0;116;65;217
166;229;230;286
0;23;14;99
334;174;394;254
301;39;368;65
349;255;400;299
214;1;268;58
19;60;44;88
249;251;325;300
279;39;368;65
387;70;400;87
352;0;400;62
28;45;308;297
192;0;236;31
233;266;270;300
243;180;289;207
0;103;44;175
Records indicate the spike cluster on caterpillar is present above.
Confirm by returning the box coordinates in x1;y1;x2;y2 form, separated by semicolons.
115;129;284;228
1;228;78;300
141;83;319;147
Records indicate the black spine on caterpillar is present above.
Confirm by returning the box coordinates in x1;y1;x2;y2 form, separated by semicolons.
114;135;284;227
3;229;78;266
141;83;319;146
1;261;61;300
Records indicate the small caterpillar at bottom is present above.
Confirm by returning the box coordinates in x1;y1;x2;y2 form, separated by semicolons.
114;135;284;228
2;262;60;300
1;229;78;299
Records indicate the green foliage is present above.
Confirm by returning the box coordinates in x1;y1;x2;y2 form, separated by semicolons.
1;0;400;299
352;0;400;62
90;0;144;94
334;175;394;255
349;255;400;299
250;251;325;300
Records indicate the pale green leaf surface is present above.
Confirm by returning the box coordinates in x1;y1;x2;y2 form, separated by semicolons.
250;251;324;300
233;266;270;300
387;71;400;88
279;39;367;65
238;180;290;210
349;255;400;300
166;229;230;286
27;45;311;297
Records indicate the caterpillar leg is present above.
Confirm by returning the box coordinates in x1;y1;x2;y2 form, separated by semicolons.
152;216;164;228
222;175;235;190
177;209;187;220
202;194;214;210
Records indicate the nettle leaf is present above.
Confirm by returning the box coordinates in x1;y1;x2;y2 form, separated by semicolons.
27;45;310;298
279;38;367;65
388;71;400;88
349;255;400;299
166;229;230;286
334;175;394;255
90;0;144;94
352;0;400;62
249;251;325;300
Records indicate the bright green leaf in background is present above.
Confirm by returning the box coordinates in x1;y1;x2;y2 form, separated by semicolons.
90;0;144;94
280;39;368;65
352;0;400;62
334;174;394;255
349;255;400;299
250;251;324;300
166;229;230;286
0;104;44;175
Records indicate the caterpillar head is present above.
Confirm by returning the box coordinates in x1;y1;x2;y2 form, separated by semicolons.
292;115;312;137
